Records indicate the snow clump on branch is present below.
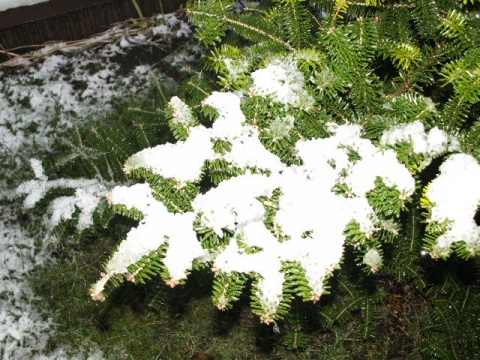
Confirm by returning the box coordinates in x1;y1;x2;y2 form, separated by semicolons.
89;85;431;323
88;55;478;322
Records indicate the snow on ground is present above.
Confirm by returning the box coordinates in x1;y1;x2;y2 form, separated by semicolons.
0;54;150;154
0;0;49;12
0;205;105;359
0;13;193;359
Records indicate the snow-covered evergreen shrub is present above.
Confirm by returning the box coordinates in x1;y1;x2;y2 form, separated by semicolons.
16;0;480;334
86;59;478;324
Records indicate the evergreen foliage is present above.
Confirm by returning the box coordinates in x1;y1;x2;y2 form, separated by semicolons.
51;74;176;182
18;0;480;357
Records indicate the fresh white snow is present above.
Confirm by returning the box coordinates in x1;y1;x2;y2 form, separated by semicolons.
0;0;49;12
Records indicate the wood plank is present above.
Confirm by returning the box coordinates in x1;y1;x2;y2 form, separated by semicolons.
0;0;184;52
0;0;119;30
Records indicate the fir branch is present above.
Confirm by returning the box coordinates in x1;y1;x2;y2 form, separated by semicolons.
187;9;296;51
270;1;315;49
410;0;442;41
387;45;450;97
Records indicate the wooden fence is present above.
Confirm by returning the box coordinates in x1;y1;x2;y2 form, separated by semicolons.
0;0;184;53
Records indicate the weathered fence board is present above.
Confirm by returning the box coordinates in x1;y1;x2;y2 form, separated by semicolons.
0;0;184;51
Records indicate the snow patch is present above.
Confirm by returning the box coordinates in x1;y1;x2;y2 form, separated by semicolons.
0;0;49;12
